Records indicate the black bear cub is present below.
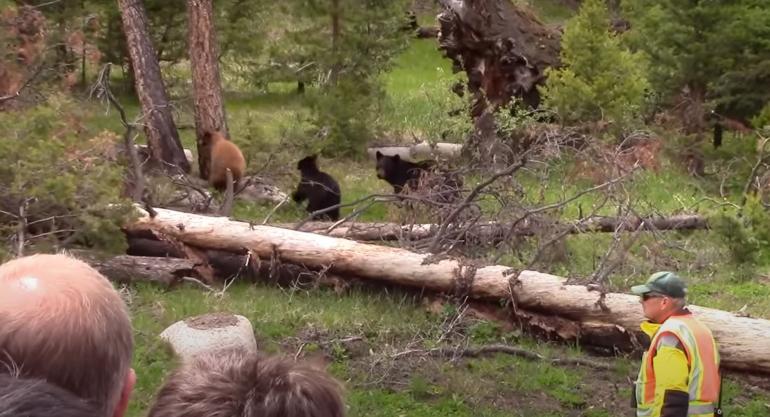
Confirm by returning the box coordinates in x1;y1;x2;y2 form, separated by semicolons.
375;151;435;194
292;155;341;221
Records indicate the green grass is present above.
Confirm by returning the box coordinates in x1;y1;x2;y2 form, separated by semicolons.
523;0;578;24
381;38;469;140
125;280;770;417
126;282;437;417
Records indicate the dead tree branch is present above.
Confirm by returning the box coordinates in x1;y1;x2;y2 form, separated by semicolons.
429;158;528;253
741;132;770;208
392;344;611;370
90;63;146;203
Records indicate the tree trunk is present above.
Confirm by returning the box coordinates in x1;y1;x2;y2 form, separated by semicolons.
118;0;190;173
437;0;561;115
186;0;229;181
126;206;770;375
329;0;341;86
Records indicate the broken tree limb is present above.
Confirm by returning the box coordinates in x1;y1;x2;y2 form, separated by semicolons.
126;206;770;374
394;344;611;370
367;141;464;161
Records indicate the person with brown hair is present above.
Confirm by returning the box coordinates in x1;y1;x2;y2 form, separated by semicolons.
147;348;346;417
0;253;135;417
0;373;101;417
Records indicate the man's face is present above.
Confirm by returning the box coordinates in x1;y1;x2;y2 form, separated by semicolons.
639;292;673;323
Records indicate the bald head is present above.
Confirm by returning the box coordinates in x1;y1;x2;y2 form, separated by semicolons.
0;254;134;417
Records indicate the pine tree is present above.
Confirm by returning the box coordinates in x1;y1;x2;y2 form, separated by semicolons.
540;0;648;132
274;0;410;156
623;0;770;120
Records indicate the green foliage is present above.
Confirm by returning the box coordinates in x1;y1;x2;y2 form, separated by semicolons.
468;321;504;344
623;0;770;119
709;196;770;268
752;102;770;132
0;95;135;254
269;0;410;156
540;0;648;132
308;77;386;156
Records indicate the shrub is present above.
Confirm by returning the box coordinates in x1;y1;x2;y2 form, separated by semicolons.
0;95;135;258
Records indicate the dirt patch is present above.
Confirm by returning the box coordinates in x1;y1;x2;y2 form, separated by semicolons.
184;312;239;329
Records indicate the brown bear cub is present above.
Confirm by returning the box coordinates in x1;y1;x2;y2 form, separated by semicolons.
292;155;341;221
203;131;246;192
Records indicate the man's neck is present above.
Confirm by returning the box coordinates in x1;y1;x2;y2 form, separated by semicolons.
659;307;690;323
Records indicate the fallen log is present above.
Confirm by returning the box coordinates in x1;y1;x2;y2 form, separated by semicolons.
125;206;770;374
70;250;196;287
277;214;709;242
367;141;463;161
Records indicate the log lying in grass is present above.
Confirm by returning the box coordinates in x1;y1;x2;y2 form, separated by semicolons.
71;250;196;287
125;206;770;374
277;214;709;242
367;142;464;161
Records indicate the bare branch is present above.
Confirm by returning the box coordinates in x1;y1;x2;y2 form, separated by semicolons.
429;157;528;253
91;63;146;203
391;344;611;370
741;132;770;208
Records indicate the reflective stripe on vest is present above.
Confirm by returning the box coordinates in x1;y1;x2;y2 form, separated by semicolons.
635;314;720;417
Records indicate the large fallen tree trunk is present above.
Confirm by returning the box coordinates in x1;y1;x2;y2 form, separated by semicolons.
125;207;770;374
124;214;708;259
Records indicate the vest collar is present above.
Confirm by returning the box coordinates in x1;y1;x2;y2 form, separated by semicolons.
640;308;692;337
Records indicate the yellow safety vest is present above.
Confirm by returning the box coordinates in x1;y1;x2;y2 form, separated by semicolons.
635;313;720;417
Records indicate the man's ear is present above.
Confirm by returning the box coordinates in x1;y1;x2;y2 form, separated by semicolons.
112;368;136;417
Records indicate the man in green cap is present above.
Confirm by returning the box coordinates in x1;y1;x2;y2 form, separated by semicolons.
631;271;721;417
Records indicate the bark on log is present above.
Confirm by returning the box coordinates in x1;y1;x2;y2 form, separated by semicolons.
437;0;561;114
186;0;229;180
367;142;464;161
125;207;770;374
118;0;190;173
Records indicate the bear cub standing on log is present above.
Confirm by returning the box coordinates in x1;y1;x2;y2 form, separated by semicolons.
204;131;246;192
375;151;435;194
292;155;341;221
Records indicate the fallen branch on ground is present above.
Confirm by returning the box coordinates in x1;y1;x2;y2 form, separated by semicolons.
392;344;611;370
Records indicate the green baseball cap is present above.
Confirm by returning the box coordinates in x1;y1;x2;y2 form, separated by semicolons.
631;271;687;298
